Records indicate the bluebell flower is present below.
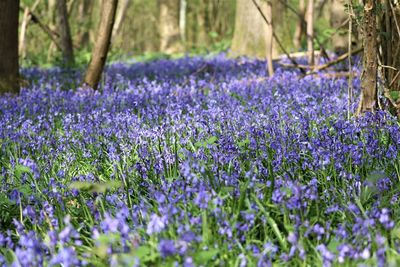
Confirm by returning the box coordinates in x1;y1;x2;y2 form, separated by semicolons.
158;239;176;258
146;214;166;235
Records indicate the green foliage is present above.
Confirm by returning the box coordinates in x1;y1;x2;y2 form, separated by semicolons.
69;180;122;194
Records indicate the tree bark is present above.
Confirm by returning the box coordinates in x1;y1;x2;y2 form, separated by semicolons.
112;0;130;38
230;0;278;59
57;0;75;65
83;0;118;90
179;0;187;43
293;0;306;50
0;0;20;94
196;0;209;46
76;0;92;49
307;0;315;65
266;1;274;76
384;1;400;91
330;0;349;54
159;0;183;54
358;0;378;113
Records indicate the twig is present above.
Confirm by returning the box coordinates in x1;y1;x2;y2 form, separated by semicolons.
310;72;359;78
251;0;306;74
389;71;400;88
19;5;63;51
275;0;330;62
379;64;398;71
390;1;400;39
278;63;313;69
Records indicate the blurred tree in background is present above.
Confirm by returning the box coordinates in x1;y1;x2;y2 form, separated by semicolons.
0;0;398;118
18;0;362;67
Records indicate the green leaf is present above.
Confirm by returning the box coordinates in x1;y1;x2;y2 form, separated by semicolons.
389;91;400;102
16;184;33;196
366;170;387;184
209;31;218;38
327;239;340;251
14;164;32;179
132;245;152;260
237;138;250;148
206;136;217;145
69;180;122;193
391;226;400;239
220;186;235;194
194;249;219;264
195;136;218;148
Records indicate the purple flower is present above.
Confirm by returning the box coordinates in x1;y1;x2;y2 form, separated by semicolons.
146;214;166;235
158;239;176;258
317;244;335;266
194;189;210;209
49;247;79;267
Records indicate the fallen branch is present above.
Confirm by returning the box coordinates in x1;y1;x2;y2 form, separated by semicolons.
275;50;332;60
309;47;363;73
277;47;363;75
310;72;360;79
278;62;316;69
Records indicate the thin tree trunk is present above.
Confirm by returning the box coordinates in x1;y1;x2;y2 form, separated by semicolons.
57;0;75;65
20;0;43;59
179;0;187;43
347;0;354;119
330;0;349;54
112;0;130;38
48;0;56;24
0;0;19;94
358;0;377;114
76;0;92;49
159;0;183;54
196;0;209;46
266;1;274;76
19;0;44;59
19;8;30;60
47;0;57;59
83;0;118;90
307;0;315;65
293;0;305;50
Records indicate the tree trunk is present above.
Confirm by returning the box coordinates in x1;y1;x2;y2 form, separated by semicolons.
293;0;306;50
57;0;75;65
112;0;130;38
384;1;400;91
19;8;30;60
83;0;118;90
179;0;187;43
358;0;378;113
266;1;274;76
230;0;278;59
0;0;19;94
330;0;349;54
307;0;315;65
196;0;209;46
76;0;92;49
159;0;183;54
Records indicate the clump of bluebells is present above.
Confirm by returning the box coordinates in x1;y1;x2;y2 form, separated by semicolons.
1;55;400;266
